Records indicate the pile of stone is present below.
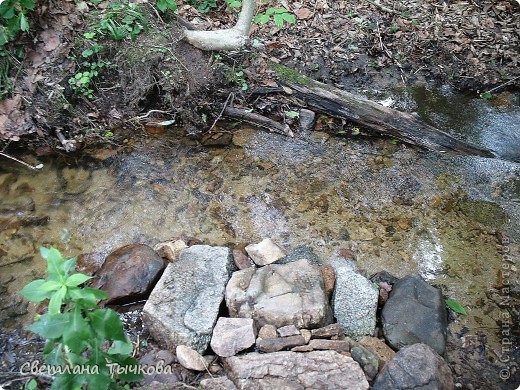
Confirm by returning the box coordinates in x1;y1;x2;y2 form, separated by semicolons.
89;239;455;389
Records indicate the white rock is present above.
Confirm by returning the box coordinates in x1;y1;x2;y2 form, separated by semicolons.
245;238;286;266
210;317;256;358
176;345;207;372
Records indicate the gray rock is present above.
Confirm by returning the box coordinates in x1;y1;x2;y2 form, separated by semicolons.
226;259;333;329
274;246;323;266
93;244;165;305
245;238;286;266
224;351;369;389
176;345;207;371
200;376;238;390
382;274;448;355
333;268;378;339
277;324;300;337
372;343;454;390
210;317;256;357
143;245;234;353
299;108;316;131
258;324;278;339
257;335;306;352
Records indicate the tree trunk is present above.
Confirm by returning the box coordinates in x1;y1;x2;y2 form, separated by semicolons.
282;80;495;157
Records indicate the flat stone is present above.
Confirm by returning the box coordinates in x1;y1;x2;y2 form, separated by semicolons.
292;344;314;352
226;259;333;329
200;376;238;390
143;245;234;353
232;248;252;270
308;339;350;353
372;343;454;390
210;318;256;358
358;336;395;370
245;238;286;266
277;324;300;337
256;335;306;352
176;345;207;372
311;323;344;339
382;274;448;354
333;268;378;339
274;246;322;266
224;351;369;389
93;244;165;305
153;239;188;262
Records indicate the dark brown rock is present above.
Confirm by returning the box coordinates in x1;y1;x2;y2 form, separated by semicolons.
232;248;252;270
76;252;106;276
358;336;395;370
256;335;306;352
93;244;165;305
311;323;345;339
320;264;336;299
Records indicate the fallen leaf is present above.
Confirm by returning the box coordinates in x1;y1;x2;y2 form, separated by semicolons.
295;8;314;20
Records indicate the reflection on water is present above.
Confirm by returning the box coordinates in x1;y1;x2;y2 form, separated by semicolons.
0;86;519;387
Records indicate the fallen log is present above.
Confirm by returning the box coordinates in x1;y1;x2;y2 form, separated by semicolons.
281;80;495;158
224;107;294;137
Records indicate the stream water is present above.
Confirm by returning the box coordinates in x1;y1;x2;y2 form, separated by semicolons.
1;85;519;388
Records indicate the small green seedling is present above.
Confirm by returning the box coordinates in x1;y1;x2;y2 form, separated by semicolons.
445;299;467;315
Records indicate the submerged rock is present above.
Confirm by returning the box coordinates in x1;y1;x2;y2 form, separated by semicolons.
381;274;447;355
333;268;378;339
226;259;333;329
223;351;369;389
92;244;165;305
372;343;454;390
143;245;234;353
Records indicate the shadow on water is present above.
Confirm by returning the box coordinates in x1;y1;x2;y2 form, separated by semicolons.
0;85;519;388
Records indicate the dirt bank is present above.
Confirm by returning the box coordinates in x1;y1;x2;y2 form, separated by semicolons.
0;0;518;151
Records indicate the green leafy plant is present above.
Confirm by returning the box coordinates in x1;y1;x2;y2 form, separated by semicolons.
0;0;35;49
234;70;248;91
284;110;299;119
445;299;467;315
95;2;148;41
20;247;142;389
186;0;217;13
479;91;493;100
254;7;296;29
225;0;242;10
156;0;177;12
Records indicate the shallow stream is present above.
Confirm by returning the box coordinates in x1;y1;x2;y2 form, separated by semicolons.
1;85;519;388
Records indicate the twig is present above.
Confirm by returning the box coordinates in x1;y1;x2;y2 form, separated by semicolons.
484;75;520;94
208;93;234;132
0;152;43;170
223;107;294;137
130;109;174;122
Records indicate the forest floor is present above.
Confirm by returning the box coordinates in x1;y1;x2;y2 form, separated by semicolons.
0;0;519;152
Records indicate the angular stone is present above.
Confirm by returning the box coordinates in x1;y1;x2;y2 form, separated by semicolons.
358;336;395;370
333;268;378;339
382;274;448;354
153;239;187;262
93;244;165;305
308;339;350;353
200;376;238;390
226;259;333;329
277;324;300;337
372;344;454;390
320;264;336;299
292;345;314;352
311;323;344;339
245;238;286;266
301;329;312;344
224;351;369;389
232;248;252;270
210;318;256;358
256;335;306;352
299;108;316;131
143;245;234;353
258;324;278;339
176;345;207;372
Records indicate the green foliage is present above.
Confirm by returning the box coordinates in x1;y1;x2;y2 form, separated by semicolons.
156;0;177;12
225;0;242;10
284;110;299;119
94;1;148;41
0;0;35;49
234;70;248;91
254;7;296;29
445;299;467;315
20;247;142;390
479;91;493;100
186;0;217;13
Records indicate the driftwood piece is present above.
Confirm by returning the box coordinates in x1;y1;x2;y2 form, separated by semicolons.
224;107;294;137
282;80;494;157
